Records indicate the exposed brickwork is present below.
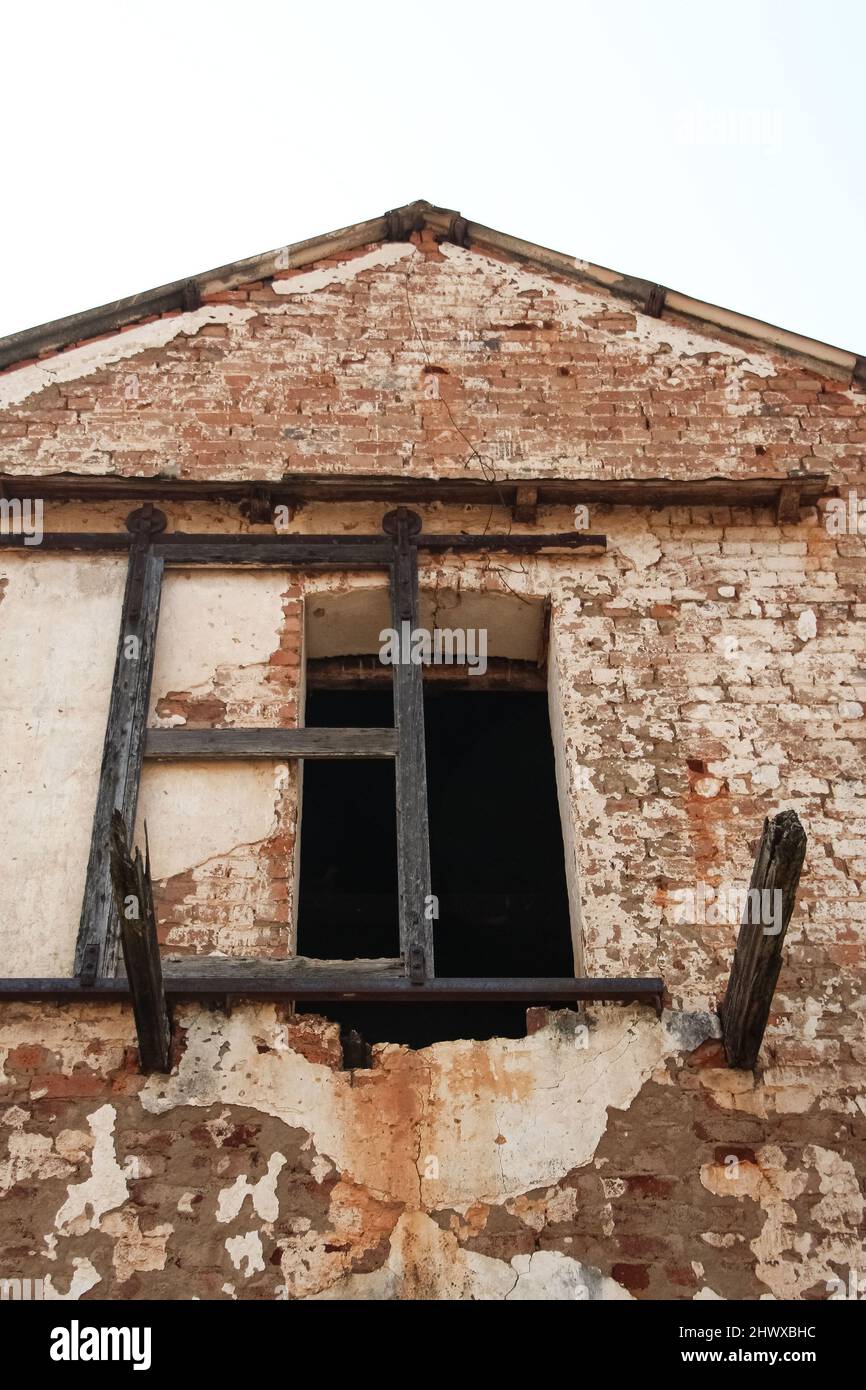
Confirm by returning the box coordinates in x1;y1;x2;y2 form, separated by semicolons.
0;231;864;1299
0;233;862;487
148;582;303;958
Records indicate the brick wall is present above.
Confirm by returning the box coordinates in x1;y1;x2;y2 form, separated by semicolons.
0;230;864;1300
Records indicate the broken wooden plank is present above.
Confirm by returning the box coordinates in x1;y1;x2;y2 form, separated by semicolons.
144;727;399;760
721;809;807;1069
74;533;164;981
162;955;404;982
108;810;171;1073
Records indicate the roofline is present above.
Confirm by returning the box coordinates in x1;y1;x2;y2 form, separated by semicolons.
0;200;863;383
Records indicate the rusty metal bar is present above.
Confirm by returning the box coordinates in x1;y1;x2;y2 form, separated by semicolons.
0;976;664;1005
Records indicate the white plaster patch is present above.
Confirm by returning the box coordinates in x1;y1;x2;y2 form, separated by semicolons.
217;1152;286;1224
0;555;127;974
54;1104;128;1232
272;244;416;295
0;1131;73;1197
0;306;254;408
507;1249;632;1301
137;760;285;883
149;570;290;718
43;1257;102;1300
797;608;817;641
226;1230;265;1277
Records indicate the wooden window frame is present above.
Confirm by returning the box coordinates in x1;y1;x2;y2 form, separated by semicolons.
0;505;664;1045
72;504;435;985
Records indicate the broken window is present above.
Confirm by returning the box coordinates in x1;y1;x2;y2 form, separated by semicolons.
298;683;574;1047
2;498;667;1074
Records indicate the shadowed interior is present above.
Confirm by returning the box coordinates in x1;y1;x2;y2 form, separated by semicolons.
296;686;574;1049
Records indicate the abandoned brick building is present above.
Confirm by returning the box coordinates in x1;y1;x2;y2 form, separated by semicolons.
0;201;863;1301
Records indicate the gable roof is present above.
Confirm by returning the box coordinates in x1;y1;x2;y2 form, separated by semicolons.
0;200;862;384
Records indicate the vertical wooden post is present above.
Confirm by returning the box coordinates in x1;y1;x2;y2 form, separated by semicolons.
721;810;807;1069
74;512;165;981
383;508;434;980
109;809;171;1073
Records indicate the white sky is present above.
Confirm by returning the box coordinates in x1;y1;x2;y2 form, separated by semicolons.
2;0;863;352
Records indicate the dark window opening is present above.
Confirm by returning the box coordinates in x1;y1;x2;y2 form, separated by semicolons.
296;689;398;961
296;685;574;1050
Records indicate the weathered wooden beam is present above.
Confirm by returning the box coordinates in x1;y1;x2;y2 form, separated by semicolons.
144;727;399;760
417;532;606;553
384;507;435;981
153;537;392;567
74;532;164;981
0;533;133;553
306;655;547;691
162;956;404;983
721;810;807;1069
0;471;831;512
108;811;171;1073
0;531;606;559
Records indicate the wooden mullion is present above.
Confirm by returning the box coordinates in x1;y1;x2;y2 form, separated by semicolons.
385;508;434;981
74;534;163;981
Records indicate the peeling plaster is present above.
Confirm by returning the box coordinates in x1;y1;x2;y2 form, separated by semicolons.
272;244;416;296
307;1212;633;1300
700;1143;865;1300
226;1230;265;1278
0;306;255;408
149;571;289;720
137;761;286;883
102;1206;172;1283
1;235;864;1302
54;1104;128;1233
440;245;779;382
217;1153;287;1224
141;1004;717;1209
0;556;127;974
43;1258;102;1301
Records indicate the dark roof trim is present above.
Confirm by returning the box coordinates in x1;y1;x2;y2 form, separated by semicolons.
0;202;861;382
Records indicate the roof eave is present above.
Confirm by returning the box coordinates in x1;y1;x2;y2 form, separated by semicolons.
0;200;862;383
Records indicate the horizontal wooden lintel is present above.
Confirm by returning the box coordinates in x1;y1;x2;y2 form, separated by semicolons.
0;531;605;560
0;472;829;512
145;727;399;760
